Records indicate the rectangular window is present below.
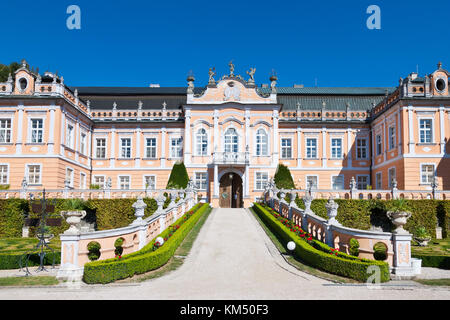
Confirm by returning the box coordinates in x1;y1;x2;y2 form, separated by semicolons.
419;119;432;143
255;172;268;190
66;124;74;149
388;167;396;188
93;176;105;188
306;176;318;189
281;138;292;159
145;138;157;158
27;165;41;185
194;172;207;190
306;138;317;159
66;168;74;188
388;127;396;150
31;119;43;143
95;138;106;159
0;119;11;143
80;172;86;189
356;138;368;159
357;175;369;190
376;134;382;156
80;133;86;155
421;164;435;184
120;138;132;158
376;172;382;189
331;175;344;190
144;175;156;189
119;176;130;190
331;138;342;159
170;137;183;158
0;165;8;184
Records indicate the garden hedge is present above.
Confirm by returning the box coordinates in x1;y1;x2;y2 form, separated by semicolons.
274;164;295;189
411;254;450;270
166;161;189;189
82;203;210;284
253;203;391;283
295;198;446;238
0;250;60;270
0;199;29;238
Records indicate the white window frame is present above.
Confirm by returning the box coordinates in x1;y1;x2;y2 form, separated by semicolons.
224;127;239;153
145;137;157;159
419;118;434;144
376;134;382;156
143;175;156;189
305;137;318;159
356;137;368;160
356;175;370;190
281;137;292;159
30;118;44;143
255;128;268;156
80;172;86;189
0;164;9;185
195;128;208;156
331;175;344;190
306;175;318;189
26;164;42;185
375;172;382;189
169;136;183;159
388;126;396;150
388;167;396;188
420;163;435;184
194;171;208;190
80;132;86;155
255;172;269;191
66;123;74;149
120;137;132;159
65;167;74;188
330;138;343;159
0;119;12;143
92;175;106;189
95;138;107;159
118;175;131;190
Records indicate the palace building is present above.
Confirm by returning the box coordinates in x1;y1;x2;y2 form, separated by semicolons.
0;61;449;208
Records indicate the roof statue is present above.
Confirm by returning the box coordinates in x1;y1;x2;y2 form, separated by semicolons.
229;61;235;77
246;68;256;84
208;67;216;85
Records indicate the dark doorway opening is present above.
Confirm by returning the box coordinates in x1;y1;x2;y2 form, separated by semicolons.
219;172;243;208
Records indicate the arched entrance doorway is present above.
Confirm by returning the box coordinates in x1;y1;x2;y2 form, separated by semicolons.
219;172;243;208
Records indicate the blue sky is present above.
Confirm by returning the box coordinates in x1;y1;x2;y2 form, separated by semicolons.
1;0;449;88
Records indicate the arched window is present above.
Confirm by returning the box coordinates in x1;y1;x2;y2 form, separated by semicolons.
196;128;208;156
224;128;238;153
256;128;268;156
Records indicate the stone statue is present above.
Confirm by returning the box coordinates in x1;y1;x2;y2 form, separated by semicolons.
246;68;256;82
106;177;112;189
21;177;28;190
208;67;216;84
229;61;235;77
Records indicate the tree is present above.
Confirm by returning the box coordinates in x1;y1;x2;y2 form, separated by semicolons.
274;164;295;189
0;62;22;82
166;161;189;189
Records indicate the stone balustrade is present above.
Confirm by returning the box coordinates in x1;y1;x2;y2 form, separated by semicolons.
266;188;418;277
56;187;197;281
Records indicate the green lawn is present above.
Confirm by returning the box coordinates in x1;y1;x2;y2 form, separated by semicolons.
411;239;450;257
414;278;450;287
0;276;59;286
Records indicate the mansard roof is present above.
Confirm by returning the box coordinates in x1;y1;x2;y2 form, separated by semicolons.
71;86;395;111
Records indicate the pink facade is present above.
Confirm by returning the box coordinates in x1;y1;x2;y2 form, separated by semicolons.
0;60;449;207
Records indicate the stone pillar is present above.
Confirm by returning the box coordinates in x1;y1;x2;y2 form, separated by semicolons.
184;109;191;165
350;176;357;199
392;233;414;276
213;164;219;197
57;234;84;281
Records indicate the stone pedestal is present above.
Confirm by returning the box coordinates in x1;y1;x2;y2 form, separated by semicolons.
392;233;415;277
435;227;442;240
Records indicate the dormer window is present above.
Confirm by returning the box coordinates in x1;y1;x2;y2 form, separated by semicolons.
19;78;28;91
436;78;446;92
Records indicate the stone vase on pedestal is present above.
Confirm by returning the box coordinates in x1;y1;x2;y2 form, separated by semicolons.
60;210;87;235
387;211;411;234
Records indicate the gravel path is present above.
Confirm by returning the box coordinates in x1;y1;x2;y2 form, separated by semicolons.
0;208;449;300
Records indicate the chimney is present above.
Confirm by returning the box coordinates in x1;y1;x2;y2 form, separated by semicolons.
261;84;269;88
293;84;304;88
149;84;160;87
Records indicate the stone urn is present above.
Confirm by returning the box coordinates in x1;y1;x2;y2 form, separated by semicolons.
61;210;86;235
414;236;431;247
387;211;411;234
